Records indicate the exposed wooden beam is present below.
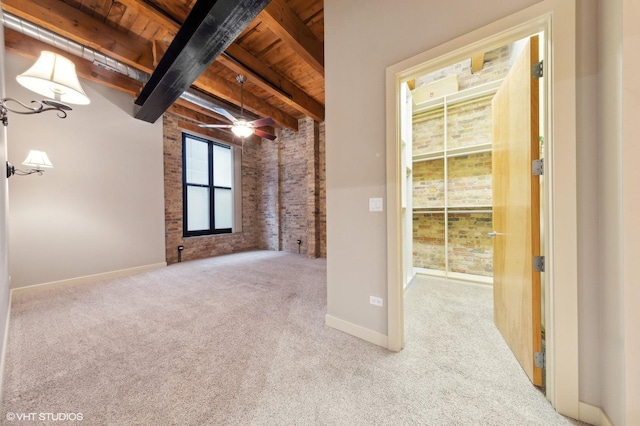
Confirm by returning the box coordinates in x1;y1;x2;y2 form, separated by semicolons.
259;0;324;76
3;28;142;96
1;0;154;73
134;0;271;123
115;0;180;33
194;68;298;131
223;44;324;122
173;98;227;123
152;40;168;67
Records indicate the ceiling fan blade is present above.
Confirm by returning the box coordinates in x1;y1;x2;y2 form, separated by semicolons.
211;106;238;123
254;128;277;140
199;124;233;128
249;117;275;127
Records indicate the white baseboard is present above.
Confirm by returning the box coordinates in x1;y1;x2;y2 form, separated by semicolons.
325;314;388;348
11;262;167;295
579;401;615;426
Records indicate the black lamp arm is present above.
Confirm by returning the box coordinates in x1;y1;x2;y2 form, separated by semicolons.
6;161;44;178
0;98;72;126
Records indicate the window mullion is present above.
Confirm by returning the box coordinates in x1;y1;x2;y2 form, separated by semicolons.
208;142;215;232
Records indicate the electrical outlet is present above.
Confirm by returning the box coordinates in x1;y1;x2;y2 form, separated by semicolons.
370;296;384;307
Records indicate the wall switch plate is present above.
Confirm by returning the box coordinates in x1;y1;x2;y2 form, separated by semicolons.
369;197;383;212
370;296;384;307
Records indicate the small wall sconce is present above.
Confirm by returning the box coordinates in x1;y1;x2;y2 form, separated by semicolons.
0;51;90;127
6;150;54;178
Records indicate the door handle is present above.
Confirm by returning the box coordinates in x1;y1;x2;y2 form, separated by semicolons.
488;231;498;238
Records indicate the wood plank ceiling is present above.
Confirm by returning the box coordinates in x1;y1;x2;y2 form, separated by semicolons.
1;0;325;137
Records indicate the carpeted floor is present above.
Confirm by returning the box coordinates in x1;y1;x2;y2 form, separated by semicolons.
0;251;585;425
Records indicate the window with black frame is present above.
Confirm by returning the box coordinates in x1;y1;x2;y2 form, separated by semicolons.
182;133;233;236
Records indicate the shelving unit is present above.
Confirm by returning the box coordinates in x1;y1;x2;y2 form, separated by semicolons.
412;79;501;284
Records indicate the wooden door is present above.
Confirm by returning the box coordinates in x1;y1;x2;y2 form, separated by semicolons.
491;35;542;386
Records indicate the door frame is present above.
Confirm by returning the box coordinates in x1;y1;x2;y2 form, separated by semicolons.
385;0;578;419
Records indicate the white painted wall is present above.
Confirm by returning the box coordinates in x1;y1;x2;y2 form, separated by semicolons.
5;52;166;288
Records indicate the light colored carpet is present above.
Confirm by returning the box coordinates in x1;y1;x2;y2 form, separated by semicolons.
1;251;584;425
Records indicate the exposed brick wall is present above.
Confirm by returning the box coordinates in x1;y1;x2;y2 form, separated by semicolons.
413;213;493;277
318;122;327;258
257;138;279;251
413;159;444;208
448;213;493;276
447;97;492;149
413;110;444;155
415;44;512;91
163;113;260;264
258;117;325;258
413;213;445;270
447;152;492;206
164;113;325;264
278;124;307;253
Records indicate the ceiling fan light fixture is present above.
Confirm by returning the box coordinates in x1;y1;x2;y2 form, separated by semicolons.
231;121;254;138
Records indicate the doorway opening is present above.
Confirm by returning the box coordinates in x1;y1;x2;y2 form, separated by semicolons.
386;3;580;417
400;32;546;389
390;10;549;389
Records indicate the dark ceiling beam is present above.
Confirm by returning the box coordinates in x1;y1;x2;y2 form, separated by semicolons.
1;0;155;73
114;0;319;124
134;0;272;123
259;0;324;77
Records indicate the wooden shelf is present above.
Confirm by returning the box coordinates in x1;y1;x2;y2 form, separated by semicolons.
414;206;492;214
446;143;492;158
448;209;492;214
413;151;445;162
413;206;445;214
413;143;492;162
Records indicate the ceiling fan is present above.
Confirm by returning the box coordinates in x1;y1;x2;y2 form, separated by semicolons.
199;74;277;140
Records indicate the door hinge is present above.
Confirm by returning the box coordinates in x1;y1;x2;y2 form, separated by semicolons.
535;351;546;369
532;158;544;176
532;60;543;79
533;256;545;272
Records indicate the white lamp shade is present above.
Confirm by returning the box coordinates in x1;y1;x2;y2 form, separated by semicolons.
231;121;254;138
22;150;54;169
16;51;90;105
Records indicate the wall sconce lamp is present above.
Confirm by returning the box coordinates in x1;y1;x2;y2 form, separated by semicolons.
6;150;54;178
0;51;90;127
1;51;89;180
